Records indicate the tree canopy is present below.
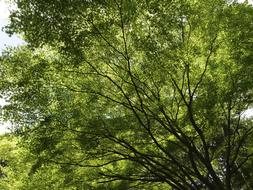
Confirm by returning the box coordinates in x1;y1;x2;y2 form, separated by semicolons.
1;0;253;189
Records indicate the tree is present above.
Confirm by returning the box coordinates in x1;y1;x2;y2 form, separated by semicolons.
1;0;253;189
0;134;89;190
0;134;32;190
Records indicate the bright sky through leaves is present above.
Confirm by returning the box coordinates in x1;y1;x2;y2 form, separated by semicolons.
0;0;24;134
0;0;24;52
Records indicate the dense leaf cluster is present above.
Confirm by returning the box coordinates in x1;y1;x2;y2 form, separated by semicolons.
1;0;253;189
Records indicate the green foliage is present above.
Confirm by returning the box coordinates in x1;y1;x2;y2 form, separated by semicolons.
1;0;253;189
0;135;31;190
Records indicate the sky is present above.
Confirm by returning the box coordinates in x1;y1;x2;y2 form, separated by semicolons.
0;0;253;134
0;0;24;52
238;0;253;3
